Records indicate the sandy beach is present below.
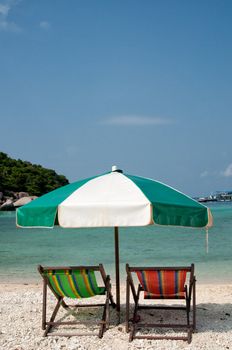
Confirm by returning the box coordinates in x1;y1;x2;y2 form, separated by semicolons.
1;282;232;350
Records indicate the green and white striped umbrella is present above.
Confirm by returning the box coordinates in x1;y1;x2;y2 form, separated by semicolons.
17;167;212;229
16;166;213;310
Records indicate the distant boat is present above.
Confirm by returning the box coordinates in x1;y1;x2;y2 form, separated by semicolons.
197;197;217;203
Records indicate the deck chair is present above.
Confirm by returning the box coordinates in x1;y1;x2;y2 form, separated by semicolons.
38;264;115;337
126;264;196;343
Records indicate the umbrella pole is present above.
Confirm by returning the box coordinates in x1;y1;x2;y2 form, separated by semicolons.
114;226;120;312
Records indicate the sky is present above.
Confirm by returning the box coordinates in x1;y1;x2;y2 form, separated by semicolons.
0;0;232;197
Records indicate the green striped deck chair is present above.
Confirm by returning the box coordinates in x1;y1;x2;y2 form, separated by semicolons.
38;264;115;338
125;264;196;344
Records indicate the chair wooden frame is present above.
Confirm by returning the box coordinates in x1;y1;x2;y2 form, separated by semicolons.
38;264;116;338
125;264;196;344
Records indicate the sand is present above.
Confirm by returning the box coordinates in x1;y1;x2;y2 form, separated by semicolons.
0;283;232;350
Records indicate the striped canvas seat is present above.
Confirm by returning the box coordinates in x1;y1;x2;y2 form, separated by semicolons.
136;270;187;299
43;269;106;299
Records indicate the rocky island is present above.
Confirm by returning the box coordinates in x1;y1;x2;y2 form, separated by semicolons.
0;152;69;211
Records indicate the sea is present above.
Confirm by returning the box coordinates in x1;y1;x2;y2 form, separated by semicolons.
0;202;232;284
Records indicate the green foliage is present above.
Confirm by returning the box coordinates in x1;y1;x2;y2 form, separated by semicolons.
0;152;69;196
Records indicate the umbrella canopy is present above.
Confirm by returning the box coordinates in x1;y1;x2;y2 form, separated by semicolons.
17;168;212;229
16;167;213;310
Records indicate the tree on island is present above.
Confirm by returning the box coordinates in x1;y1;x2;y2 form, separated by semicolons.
0;152;69;197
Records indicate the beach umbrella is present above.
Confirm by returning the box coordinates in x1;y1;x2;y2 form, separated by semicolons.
16;166;213;311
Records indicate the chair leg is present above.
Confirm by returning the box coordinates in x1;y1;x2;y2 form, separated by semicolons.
99;279;111;338
42;279;47;330
186;298;193;343
187;328;192;344
129;285;140;341
99;302;106;338
126;278;130;333
193;279;196;331
132;286;140;324
44;297;63;337
129;324;135;342
105;283;110;330
186;299;190;326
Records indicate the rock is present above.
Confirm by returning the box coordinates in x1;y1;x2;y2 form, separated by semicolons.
18;192;29;198
13;196;37;208
0;192;3;200
0;194;37;210
4;198;14;205
0;198;14;211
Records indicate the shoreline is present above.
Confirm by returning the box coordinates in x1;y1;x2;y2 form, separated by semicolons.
1;283;232;349
1;271;232;286
0;279;232;293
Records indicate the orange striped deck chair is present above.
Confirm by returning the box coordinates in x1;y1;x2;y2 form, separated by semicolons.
125;264;196;344
38;264;115;337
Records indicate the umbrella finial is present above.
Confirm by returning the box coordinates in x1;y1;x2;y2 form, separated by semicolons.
112;165;123;173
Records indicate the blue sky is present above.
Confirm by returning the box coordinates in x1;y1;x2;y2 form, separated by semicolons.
0;0;232;197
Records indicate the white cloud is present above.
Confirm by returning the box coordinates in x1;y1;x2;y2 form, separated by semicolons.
0;19;20;31
39;21;51;30
200;170;209;178
200;165;232;179
0;4;10;15
221;163;232;177
101;115;173;126
0;0;21;32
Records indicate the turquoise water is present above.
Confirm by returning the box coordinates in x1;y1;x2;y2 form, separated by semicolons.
0;202;232;284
